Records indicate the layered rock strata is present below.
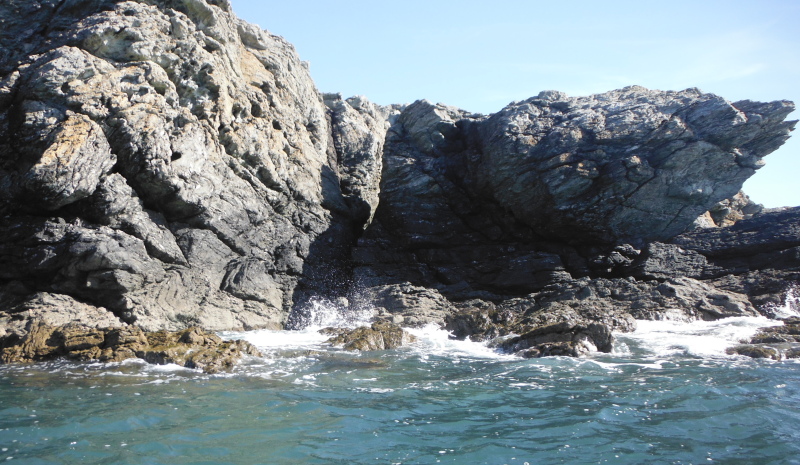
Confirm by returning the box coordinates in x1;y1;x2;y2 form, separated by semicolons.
0;0;798;362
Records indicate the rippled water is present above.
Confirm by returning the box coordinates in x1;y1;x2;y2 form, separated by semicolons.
2;314;800;464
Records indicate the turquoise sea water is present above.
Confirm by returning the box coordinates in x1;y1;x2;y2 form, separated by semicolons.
2;316;800;465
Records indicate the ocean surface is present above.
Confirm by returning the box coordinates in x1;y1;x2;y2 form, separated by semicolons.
2;300;800;465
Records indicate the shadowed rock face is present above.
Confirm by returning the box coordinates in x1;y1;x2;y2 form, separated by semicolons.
0;0;798;362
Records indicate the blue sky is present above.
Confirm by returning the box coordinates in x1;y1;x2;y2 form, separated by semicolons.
230;0;800;207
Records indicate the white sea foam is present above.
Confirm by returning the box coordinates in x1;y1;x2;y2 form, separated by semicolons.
617;287;800;359
235;328;329;351
222;298;373;351
405;324;513;360
224;291;799;368
615;316;782;358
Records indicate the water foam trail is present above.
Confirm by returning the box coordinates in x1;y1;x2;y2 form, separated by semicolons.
615;316;782;358
405;324;513;360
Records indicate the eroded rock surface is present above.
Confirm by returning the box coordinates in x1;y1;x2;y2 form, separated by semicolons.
353;90;795;301
0;0;383;331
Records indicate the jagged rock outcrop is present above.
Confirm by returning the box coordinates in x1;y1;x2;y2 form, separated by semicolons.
444;276;756;346
0;0;384;332
353;90;795;302
701;190;764;228
324;93;400;227
0;0;798;362
473;89;793;245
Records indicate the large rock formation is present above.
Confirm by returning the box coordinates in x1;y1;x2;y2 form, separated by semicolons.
352;92;796;299
0;0;383;333
0;0;798;362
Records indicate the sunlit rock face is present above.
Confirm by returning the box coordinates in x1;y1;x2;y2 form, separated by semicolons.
473;87;794;245
0;0;382;331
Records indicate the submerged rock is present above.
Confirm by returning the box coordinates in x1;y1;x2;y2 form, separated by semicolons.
726;345;781;360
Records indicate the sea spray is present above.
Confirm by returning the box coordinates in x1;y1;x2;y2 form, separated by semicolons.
285;297;375;331
763;286;800;319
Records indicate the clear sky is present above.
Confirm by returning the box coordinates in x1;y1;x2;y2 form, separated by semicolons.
230;0;800;207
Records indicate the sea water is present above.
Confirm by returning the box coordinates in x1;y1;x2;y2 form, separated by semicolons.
2;301;800;464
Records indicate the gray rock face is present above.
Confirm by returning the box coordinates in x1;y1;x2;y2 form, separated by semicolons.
473;88;794;245
353;100;579;299
0;0;376;331
353;89;794;301
324;93;398;227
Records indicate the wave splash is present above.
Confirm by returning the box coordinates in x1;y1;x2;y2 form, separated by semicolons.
615;317;780;359
286;297;374;330
228;287;800;366
613;289;799;359
763;286;800;319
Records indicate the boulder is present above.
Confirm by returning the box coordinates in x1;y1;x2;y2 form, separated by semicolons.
726;345;780;360
498;322;615;358
323;321;417;351
358;283;456;328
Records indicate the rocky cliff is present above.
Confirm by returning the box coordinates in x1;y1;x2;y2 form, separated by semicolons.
1;0;798;361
